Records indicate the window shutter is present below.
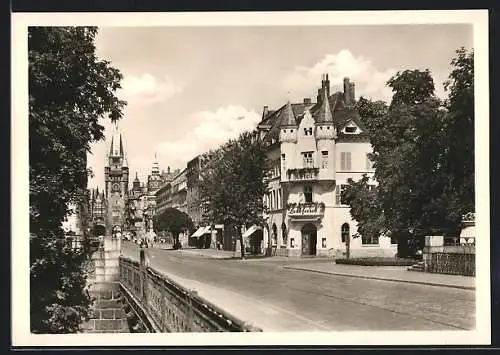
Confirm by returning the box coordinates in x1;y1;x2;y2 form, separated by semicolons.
335;186;341;205
340;152;345;170
346;152;352;170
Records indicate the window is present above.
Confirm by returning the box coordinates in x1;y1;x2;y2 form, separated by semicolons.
362;235;379;245
345;126;357;133
304;127;313;136
302;152;314;168
321;151;329;169
278;189;282;209
366;154;374;170
335;184;349;205
304;185;313;203
390;235;397;245
340;152;352;171
281;153;286;173
341;223;350;243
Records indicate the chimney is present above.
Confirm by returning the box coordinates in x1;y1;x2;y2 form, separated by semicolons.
303;98;311;105
167;166;170;174
262;105;269;118
322;73;330;97
343;77;351;106
349;82;356;105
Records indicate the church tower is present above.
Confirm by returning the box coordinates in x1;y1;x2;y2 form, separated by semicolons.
104;124;129;235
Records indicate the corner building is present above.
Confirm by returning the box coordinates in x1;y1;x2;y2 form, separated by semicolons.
257;75;396;258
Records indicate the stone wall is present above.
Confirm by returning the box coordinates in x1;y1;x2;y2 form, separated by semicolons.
83;236;129;333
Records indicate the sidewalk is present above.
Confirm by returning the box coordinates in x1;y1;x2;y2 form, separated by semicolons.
283;262;475;290
176;247;237;259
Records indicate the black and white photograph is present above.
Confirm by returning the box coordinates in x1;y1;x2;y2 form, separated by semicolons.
12;10;490;347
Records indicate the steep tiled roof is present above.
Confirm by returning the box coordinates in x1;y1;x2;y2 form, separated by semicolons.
259;88;368;144
279;101;297;127
315;89;334;123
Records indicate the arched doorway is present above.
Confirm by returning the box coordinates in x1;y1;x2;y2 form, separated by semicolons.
281;222;287;246
301;223;317;256
272;223;278;246
341;223;351;258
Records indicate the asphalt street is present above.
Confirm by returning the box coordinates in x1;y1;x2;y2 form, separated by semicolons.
121;243;475;331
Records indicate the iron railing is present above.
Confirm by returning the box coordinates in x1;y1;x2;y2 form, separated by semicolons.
427;252;475;277
119;255;262;333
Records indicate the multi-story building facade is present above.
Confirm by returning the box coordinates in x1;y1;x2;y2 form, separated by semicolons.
154;168;187;216
186;155;203;228
89;187;106;236
257;75;396;258
169;168;188;214
124;172;148;238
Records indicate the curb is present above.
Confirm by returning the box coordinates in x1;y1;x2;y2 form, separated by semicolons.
282;266;475;291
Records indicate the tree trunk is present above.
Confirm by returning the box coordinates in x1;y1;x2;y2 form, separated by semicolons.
397;232;410;258
238;227;245;259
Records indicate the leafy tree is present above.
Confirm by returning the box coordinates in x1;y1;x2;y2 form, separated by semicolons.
153;208;194;247
346;69;443;257
438;47;475;230
29;26;125;333
199;131;269;258
345;49;474;257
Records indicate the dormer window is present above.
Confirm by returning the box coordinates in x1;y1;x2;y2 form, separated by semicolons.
345;126;357;133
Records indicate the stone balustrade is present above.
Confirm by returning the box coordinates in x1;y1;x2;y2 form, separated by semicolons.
118;252;262;333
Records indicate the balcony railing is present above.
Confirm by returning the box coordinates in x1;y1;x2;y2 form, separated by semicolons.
286;167;319;182
287;202;325;218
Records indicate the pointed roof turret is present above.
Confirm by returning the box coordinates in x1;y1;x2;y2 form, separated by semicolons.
279;101;297;127
134;171;140;182
152;152;160;175
316;88;334;124
109;123;124;157
119;134;124;156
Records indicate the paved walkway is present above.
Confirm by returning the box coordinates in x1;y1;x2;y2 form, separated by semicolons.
283;263;475;290
149;245;475;290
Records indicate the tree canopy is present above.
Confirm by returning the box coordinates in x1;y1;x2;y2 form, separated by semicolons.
345;48;474;257
154;208;195;246
199;130;269;257
29;26;126;333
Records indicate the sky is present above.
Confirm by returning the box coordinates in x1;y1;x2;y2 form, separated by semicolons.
87;24;473;190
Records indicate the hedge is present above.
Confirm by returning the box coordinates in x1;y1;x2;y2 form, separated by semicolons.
335;257;417;266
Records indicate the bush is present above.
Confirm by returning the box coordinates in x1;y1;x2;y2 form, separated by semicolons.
335;257;416;266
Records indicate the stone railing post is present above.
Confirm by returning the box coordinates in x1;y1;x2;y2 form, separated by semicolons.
139;248;149;301
423;235;444;272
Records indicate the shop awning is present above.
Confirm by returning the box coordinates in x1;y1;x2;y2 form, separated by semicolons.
242;225;261;239
190;227;206;238
200;226;212;235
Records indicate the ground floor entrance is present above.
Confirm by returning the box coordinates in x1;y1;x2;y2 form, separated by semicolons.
301;223;317;256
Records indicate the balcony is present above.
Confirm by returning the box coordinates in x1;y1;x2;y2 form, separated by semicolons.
286;167;319;182
287;202;325;221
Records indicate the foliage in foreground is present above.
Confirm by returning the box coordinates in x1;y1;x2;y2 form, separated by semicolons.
29;26;125;333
